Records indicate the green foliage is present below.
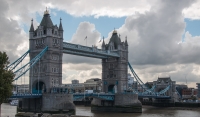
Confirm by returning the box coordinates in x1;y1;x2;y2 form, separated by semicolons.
145;82;152;89
0;51;15;104
191;95;197;101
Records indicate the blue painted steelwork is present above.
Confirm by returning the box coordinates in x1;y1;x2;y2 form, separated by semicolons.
156;85;170;95
138;94;171;99
73;93;115;101
128;62;171;96
128;62;150;91
63;42;120;59
6;50;30;71
175;87;182;99
10;93;42;98
142;85;156;95
13;47;48;81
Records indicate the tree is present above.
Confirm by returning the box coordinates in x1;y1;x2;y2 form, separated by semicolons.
0;52;15;117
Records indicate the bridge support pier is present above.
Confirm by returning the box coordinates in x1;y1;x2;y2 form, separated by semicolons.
18;98;42;113
18;94;75;114
91;93;142;113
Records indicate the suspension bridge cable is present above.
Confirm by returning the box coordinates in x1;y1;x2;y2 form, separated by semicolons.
24;69;25;93
13;46;48;81
31;65;33;94
37;59;40;94
6;49;30;70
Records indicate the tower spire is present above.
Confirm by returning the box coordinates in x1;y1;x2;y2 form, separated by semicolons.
59;17;63;31
29;19;34;32
125;36;128;46
44;7;49;15
102;36;105;46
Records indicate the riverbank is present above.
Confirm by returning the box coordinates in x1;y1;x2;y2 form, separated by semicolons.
143;105;200;111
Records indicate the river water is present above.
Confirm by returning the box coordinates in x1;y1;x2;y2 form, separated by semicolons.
1;103;200;117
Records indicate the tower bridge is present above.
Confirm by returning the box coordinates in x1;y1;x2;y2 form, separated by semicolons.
8;9;178;114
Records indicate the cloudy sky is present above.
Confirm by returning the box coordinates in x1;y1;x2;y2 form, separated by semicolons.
1;0;200;88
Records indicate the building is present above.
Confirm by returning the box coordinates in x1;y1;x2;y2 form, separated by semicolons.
62;78;102;93
84;78;102;92
176;84;188;97
29;9;63;93
63;80;84;93
182;88;197;99
101;30;128;93
196;83;200;99
12;84;29;94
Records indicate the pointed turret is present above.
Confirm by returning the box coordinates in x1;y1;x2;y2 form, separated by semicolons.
125;36;128;46
59;18;63;31
119;34;121;42
102;36;106;50
40;8;53;29
108;29;121;49
102;37;105;46
29;19;34;32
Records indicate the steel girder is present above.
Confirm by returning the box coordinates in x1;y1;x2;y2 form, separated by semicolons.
13;46;48;81
6;50;30;71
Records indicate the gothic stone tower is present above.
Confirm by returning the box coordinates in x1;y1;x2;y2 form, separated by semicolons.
29;9;63;93
102;30;128;93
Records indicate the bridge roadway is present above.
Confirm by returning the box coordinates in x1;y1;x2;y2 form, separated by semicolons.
10;93;171;100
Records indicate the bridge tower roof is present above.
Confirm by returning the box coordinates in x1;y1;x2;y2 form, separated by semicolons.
29;19;34;32
108;29;121;49
40;9;53;29
59;18;63;31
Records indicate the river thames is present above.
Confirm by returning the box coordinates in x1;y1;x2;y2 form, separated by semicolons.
1;103;200;117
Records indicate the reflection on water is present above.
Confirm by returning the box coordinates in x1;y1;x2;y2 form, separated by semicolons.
1;103;200;117
76;106;200;117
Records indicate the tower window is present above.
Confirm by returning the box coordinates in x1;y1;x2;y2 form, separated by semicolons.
43;30;46;34
42;39;44;44
110;64;113;69
55;39;57;44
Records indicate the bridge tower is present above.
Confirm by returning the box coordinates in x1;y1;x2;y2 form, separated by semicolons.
102;30;128;93
29;9;63;93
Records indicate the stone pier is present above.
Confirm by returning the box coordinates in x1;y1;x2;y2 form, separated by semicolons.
18;94;75;114
91;93;142;113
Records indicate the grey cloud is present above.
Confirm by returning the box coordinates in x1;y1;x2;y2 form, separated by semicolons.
0;0;28;62
118;0;195;65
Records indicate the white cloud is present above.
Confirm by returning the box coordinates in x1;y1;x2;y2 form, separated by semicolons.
62;63;101;84
183;0;200;20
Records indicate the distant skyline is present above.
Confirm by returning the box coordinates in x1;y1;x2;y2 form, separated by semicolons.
1;0;200;88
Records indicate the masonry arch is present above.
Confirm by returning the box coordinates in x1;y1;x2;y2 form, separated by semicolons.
108;84;115;93
32;80;46;94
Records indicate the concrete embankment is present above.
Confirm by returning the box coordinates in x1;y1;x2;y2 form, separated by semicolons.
15;113;91;117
